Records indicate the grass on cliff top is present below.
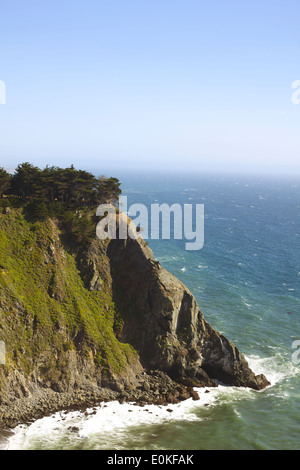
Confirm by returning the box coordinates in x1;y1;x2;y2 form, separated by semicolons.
0;207;136;378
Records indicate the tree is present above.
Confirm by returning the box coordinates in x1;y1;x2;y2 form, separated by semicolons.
11;163;41;198
29;200;50;221
39;165;59;202
97;176;121;204
72;169;97;206
0;168;11;198
7;162;122;209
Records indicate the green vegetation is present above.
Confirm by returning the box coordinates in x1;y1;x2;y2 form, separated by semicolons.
0;162;121;206
0;166;137;388
0;168;11;199
0;163;122;248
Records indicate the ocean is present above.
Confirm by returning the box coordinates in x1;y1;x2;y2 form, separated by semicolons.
1;171;300;450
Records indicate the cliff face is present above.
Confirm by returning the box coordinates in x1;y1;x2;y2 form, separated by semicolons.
0;209;269;427
107;236;269;390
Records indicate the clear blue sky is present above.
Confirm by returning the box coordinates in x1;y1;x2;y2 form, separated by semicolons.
0;0;300;176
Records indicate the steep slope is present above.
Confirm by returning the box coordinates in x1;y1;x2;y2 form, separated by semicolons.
0;209;141;403
0;208;269;428
107;235;269;390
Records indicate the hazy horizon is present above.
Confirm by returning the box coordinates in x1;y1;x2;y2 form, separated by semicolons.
3;162;300;184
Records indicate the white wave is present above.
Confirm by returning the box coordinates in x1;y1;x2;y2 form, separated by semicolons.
241;296;252;308
246;353;299;388
7;409;86;450
7;353;299;450
7;393;216;450
0;431;13;450
9;373;269;451
78;398;205;440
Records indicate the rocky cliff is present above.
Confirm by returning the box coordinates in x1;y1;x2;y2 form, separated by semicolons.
107;235;269;390
0;208;269;428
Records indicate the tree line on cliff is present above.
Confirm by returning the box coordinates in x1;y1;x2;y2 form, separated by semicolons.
0;163;121;207
0;163;122;243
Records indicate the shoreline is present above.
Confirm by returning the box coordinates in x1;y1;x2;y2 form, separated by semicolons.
0;371;202;431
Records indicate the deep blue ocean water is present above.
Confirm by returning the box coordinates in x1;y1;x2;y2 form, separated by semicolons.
3;171;300;450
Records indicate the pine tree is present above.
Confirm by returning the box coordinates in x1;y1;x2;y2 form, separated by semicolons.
0;168;11;198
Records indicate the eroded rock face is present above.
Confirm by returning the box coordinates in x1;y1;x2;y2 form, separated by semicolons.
0;211;270;429
107;236;270;391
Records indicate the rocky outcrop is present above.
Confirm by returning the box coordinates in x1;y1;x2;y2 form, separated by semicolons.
107;235;270;391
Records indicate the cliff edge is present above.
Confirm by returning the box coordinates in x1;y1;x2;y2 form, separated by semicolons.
107;234;269;391
0;208;269;428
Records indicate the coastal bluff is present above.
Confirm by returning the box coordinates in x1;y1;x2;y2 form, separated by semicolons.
0;209;269;428
107;234;269;391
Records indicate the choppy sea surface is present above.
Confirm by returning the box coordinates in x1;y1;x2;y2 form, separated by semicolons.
1;171;300;450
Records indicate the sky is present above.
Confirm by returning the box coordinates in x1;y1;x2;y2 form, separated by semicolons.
0;0;300;176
